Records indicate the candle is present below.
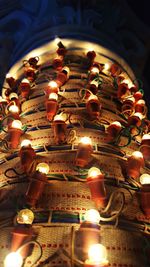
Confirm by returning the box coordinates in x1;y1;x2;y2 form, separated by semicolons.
75;137;93;168
9;120;23;149
46;92;58;121
26;162;49;206
87;167;106;209
140;174;150;217
52;114;67;144
127;151;144;179
106;121;122;142
122;96;135;116
56;66;70;87
140;134;150;160
19;140;36;173
86;95;101;120
19;79;31;98
84;244;109;267
76;209;101;258
4;252;23;267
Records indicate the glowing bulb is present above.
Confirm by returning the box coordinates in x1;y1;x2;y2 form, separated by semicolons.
90;80;99;87
84;209;100;224
88;167;101;178
21;78;29;84
9;105;19;113
140;174;150;185
48;93;58;100
20;139;32;147
6;73;12;79
9;93;19;99
104;63;110;70
132;151;143;159
87;243;108;265
80;137;92;145
110;121;122;127
4;252;23;267
48;81;58;88
17;208;34;224
91;67;99;74
88;94;98;101
54;37;61;44
133;112;143;120
142;134;150;141
36;162;49;174
11;120;22;129
54;113;64;121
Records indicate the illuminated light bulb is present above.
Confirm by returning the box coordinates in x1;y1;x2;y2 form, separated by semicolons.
90;67;99;74
36;162;49;174
4;252;23;267
117;83;129;100
52;114;67;144
26;162;49;206
19;79;31;98
19;139;35;173
87;167;106;208
17;209;34;224
56;66;70;87
85;244;109;267
9;105;19;114
46;80;59;94
140;134;150;160
84;209;100;224
110;63;122;77
121;96;135;116
104;63;110;71
75;137;93;168
139;174;150;217
86;95;101;120
106;121;122;142
46;93;58;121
9;93;19;100
127;151;144;179
135;99;146;115
6;73;12;79
9;120;23;149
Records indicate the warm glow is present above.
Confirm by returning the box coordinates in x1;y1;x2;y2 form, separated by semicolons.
54;36;61;44
133;112;143;120
110;121;122;127
20;139;32;147
122;79;133;88
88;94;98;101
8;105;19;113
136;99;145;105
17;208;34;224
140;174;150;185
36;162;49;174
9;93;19;99
90;80;99;87
142;134;150;141
11;120;22;129
6;73;12;79
21;78;30;84
132;151;143;159
54;113;64;121
84;209;100;224
87;243;108;265
48;92;58;100
90;67;99;74
62;66;70;75
48;80;58;88
80;137;92;145
104;63;110;71
88;167;101;178
123;96;135;103
4;252;23;267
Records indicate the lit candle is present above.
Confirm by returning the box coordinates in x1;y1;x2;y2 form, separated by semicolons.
110;63;122;77
56;66;70;87
26;162;49;206
140;134;150;160
87;167;106;209
75;137;93;168
140;173;150;217
46;92;58;121
135;99;146;115
117;83;129;100
52;114;67;144
121;96;135;116
106;121;122;142
24;66;36;82
9;120;23;149
86;95;101;120
84;244;109;267
76;209;101;258
6;73;16;88
10;225;33;258
4;252;23;267
19;79;31;98
127;151;144;179
19;139;36;173
45;80;59;95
